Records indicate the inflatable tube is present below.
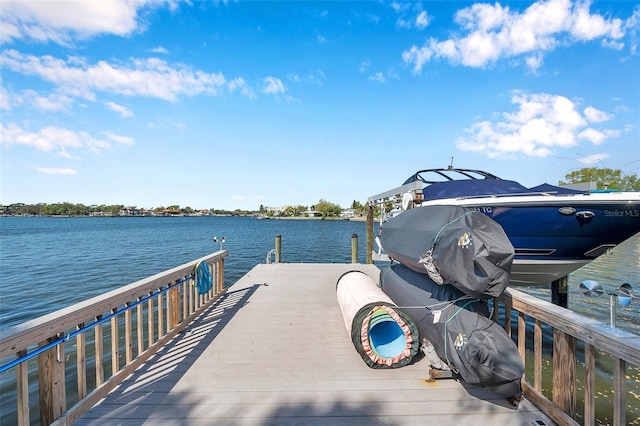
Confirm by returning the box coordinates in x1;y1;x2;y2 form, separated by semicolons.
194;260;213;294
378;205;514;298
336;271;419;369
381;264;523;398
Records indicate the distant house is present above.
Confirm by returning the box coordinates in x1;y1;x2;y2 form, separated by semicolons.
119;207;141;216
340;209;355;219
302;210;321;217
265;206;286;216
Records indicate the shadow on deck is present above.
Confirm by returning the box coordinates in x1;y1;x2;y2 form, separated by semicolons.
75;264;554;426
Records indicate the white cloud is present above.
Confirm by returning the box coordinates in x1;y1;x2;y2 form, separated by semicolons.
455;92;620;158
0;50;227;102
416;11;430;30
368;72;386;83
228;77;256;99
578;128;620;145
30;92;74;111
367;14;380;25
36;167;77;175
106;101;134;117
576;153;610;165
359;61;371;72
583;106;612;123
287;70;324;87
317;35;327;44
0;0;173;45
0;123;129;157
262;77;285;95
102;130;134;145
368;69;399;84
0;85;9;110
150;46;169;54
403;0;630;72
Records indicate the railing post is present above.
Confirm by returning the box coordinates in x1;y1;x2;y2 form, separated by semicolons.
275;234;281;263
137;298;144;355
38;335;65;425
216;259;224;293
111;309;119;374
584;344;596;426
170;283;180;329
76;323;87;400
552;329;576;418
351;233;358;263
95;316;104;386
614;358;626;426
125;304;133;364
16;349;29;426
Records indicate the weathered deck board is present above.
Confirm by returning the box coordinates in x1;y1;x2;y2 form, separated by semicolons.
76;263;554;425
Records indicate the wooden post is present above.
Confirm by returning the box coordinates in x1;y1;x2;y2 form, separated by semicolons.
111;309;119;374
16;349;29;426
125;304;133;364
76;324;87;400
351;233;358;264
157;291;164;337
518;312;526;381
534;319;543;391
38;335;65;425
147;294;155;346
171;283;180;328
584;344;596;426
94;316;104;386
275;234;281;263
613;358;626;426
137;298;144;355
366;205;373;264
551;276;569;308
552;329;576;417
216;259;224;293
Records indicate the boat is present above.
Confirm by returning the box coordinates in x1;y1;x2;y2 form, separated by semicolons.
370;167;640;286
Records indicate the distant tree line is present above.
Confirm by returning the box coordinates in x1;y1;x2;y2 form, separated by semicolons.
560;167;639;190
0;202;256;217
1;199;364;217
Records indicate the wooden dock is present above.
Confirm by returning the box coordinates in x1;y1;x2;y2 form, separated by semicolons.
74;263;553;425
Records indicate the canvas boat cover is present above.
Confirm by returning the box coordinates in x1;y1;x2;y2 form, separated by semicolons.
336;271;419;369
380;264;523;398
378;205;514;298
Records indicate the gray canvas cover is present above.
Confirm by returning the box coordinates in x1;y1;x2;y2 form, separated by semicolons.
380;264;523;398
378;205;514;298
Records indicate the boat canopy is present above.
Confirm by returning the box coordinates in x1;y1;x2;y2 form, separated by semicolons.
421;179;529;201
403;168;586;201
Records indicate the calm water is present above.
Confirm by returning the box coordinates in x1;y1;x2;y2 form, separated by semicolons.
0;216;374;330
1;216;638;334
1;216;639;425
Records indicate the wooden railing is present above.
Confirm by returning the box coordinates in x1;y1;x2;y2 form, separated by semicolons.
494;287;640;426
0;251;227;426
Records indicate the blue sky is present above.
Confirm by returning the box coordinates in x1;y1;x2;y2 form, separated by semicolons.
1;0;639;210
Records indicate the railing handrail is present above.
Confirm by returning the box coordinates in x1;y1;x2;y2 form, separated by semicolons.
0;250;228;360
501;287;640;365
494;285;638;426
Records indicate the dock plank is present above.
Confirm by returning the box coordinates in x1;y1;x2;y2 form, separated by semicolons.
76;263;555;425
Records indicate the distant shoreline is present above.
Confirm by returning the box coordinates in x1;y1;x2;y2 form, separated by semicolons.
1;214;369;221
